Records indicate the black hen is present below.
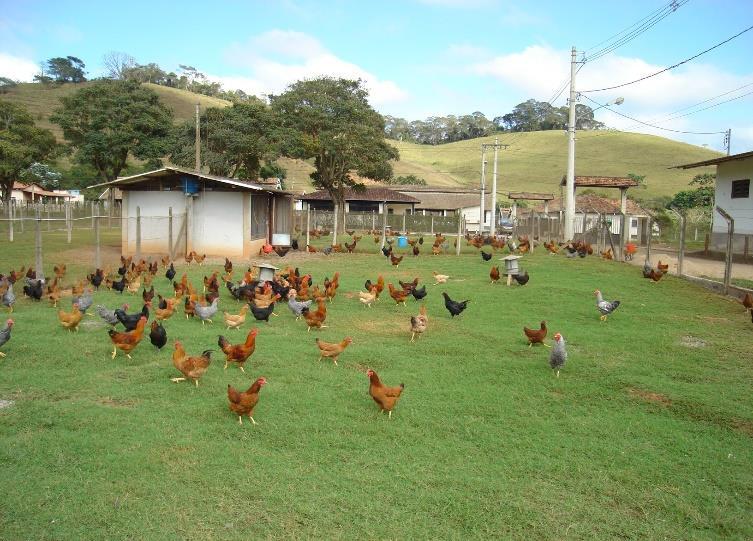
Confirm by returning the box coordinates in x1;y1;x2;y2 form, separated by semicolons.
165;263;176;282
23;279;44;301
149;321;167;350
513;271;530;286
117;264;127;276
111;275;127;294
116;304;150;331
381;246;392;257
411;285;427;301
291;238;299;250
442;292;469;318
250;301;276;323
87;269;104;290
481;251;492;261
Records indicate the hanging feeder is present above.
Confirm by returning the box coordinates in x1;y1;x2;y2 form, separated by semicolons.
501;255;522;286
253;263;278;283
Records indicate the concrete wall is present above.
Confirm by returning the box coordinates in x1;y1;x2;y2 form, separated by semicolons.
123;191;186;255
713;159;753;235
192;191;245;256
461;205;490;231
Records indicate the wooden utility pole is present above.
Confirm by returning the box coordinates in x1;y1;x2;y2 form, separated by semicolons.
716;206;734;294
94;216;101;269
455;213;462;256
35;207;44;281
168;207;174;260
195;103;201;172
305;207;311;249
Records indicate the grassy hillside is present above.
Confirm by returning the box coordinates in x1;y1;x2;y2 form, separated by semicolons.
390;131;721;202
2;83;719;199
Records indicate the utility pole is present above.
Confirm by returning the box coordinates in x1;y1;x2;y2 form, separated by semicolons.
195;103;201;171
490;138;499;237
724;128;731;156
479;146;486;234
564;46;578;241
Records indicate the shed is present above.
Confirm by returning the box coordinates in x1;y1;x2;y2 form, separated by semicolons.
297;187;419;214
88;167;294;258
395;185;494;231
673;150;753;251
11;182;74;203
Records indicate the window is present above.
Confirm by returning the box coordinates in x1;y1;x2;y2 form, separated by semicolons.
348;201;380;213
731;179;750;199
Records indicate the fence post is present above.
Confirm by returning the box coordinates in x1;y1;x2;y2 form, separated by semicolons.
66;200;72;244
744;236;749;261
19;204;24;233
46;205;51;231
678;212;686;276
136;206;142;260
372;211;376;231
95;216;101;269
7;199;13;243
430;215;434;235
90;201;95;229
402;214;406;234
455;214;462;256
35;207;44;281
305;207;311;249
381;203;387;249
168;207;174;260
332;203;339;247
645;218;653;264
715;206;734;295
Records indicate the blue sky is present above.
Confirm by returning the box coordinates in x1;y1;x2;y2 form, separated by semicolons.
1;0;752;152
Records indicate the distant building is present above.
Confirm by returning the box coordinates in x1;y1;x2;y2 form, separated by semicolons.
297;187;419;214
394;185;494;231
10;182;74;203
674;151;752;251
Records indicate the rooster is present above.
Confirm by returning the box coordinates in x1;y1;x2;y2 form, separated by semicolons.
595;289;620;321
549;333;567;377
218;328;258;372
490;266;500;284
410;305;428;342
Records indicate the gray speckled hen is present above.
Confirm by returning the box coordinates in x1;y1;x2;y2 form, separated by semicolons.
96;305;120;326
195;297;219;325
549;333;567;377
1;281;15;313
287;289;312;320
0;319;13;356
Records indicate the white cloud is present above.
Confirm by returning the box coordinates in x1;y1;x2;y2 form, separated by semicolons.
217;30;408;106
0;52;39;81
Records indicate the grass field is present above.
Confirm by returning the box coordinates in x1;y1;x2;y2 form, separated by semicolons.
0;231;751;539
3;83;721;198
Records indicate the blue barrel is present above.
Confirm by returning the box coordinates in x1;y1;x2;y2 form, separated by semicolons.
397;236;408;248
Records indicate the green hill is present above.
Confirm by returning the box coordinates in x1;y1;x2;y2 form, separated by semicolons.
2;82;719;199
389;131;721;202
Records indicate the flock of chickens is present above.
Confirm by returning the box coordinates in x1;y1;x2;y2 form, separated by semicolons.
3;227;750;424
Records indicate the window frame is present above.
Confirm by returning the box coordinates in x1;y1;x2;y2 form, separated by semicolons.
731;179;750;199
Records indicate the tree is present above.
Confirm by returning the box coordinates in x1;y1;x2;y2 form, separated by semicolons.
271;77;399;233
20;162;62;189
0;100;57;201
387;174;426;186
45;56;86;83
102;51;136;80
0;77;17;94
50;80;173;182
170;99;279;180
627;172;647;190
667;173;715;210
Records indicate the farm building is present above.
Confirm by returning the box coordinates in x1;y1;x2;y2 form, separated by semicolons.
395;185;494;230
526;194;653;241
674;150;753;251
88;167;294;258
10;182;73;203
297;187;419;214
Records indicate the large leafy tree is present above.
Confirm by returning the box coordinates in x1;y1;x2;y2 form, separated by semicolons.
271;77;399;232
170;99;279;180
43;56;86;83
50;80;173;182
0;100;57;201
667;173;715;210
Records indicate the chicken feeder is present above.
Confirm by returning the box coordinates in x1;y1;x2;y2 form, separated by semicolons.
501;255;522;286
254;263;278;283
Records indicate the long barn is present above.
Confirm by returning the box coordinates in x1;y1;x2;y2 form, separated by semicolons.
89;167;294;258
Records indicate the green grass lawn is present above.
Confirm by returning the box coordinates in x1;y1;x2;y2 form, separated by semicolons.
1;233;752;539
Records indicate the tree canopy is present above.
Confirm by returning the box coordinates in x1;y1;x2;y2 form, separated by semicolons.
667;173;715;210
50;80;173;182
170;99;279;180
40;56;87;83
271;77;399;231
0;100;58;201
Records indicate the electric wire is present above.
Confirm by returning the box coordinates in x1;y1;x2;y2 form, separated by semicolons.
581;24;753;93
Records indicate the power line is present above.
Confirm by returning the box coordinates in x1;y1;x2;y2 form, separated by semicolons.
581;24;753;93
582;94;726;134
584;0;690;62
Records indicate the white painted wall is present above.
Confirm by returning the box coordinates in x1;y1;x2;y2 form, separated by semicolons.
713;158;753;235
192;191;245;255
125;191;186;254
461;205;490;231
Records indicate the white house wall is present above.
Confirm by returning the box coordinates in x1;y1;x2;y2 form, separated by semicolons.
713;159;753;235
461;205;490;231
125;191;186;255
192;192;245;256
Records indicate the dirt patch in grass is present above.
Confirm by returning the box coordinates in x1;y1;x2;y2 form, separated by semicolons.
96;396;138;408
56;245;122;267
0;399;14;409
628;388;672;406
680;335;706;348
697;316;729;324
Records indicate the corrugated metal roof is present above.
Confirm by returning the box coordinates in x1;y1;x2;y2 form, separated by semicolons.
86;167;290;194
671;150;753;169
297;187;420;203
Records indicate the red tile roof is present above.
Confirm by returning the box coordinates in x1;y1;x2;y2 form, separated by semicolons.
560;175;640;188
297;187;419;204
